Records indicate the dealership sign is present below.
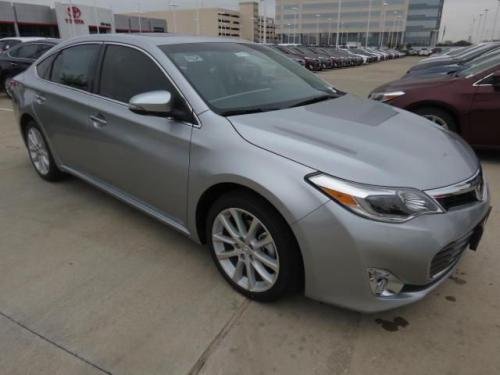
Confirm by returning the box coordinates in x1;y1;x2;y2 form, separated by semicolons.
55;2;114;39
65;6;84;24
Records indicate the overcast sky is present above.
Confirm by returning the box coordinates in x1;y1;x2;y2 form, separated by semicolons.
12;0;500;42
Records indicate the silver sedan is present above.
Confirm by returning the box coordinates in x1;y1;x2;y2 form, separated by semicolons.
9;34;491;312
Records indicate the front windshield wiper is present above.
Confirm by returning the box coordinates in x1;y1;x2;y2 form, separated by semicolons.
219;108;265;117
288;93;339;109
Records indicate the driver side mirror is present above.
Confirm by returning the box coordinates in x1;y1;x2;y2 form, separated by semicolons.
129;90;172;116
492;71;500;89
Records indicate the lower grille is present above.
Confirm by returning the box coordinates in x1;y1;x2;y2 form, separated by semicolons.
430;233;472;277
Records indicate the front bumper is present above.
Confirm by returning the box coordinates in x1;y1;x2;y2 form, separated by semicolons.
292;194;491;313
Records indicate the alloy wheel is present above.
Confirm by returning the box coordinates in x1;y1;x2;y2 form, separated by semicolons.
211;208;279;292
423;114;449;130
27;127;50;175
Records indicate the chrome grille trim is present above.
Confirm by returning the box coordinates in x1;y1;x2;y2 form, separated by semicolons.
425;169;485;211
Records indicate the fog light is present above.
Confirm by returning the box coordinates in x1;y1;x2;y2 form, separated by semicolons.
367;268;404;297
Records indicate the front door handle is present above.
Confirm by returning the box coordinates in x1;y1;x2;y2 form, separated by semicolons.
89;114;108;128
35;94;46;104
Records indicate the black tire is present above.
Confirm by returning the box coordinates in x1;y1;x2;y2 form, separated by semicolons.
3;77;12;98
24;121;65;182
206;190;302;302
413;107;458;133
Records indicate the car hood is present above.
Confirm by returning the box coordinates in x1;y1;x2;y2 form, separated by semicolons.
228;95;478;190
409;58;457;71
372;75;456;93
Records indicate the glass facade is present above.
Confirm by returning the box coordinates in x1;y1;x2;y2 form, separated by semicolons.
404;0;444;46
276;0;444;47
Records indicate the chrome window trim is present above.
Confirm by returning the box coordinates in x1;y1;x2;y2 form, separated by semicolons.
473;73;494;87
425;169;485;204
34;41;200;128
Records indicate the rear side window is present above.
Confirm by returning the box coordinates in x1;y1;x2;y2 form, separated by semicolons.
98;45;176;103
37;54;57;80
9;43;40;59
51;44;100;91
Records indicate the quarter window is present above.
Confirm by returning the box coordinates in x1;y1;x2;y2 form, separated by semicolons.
37;53;57;80
51;44;100;91
99;45;176;103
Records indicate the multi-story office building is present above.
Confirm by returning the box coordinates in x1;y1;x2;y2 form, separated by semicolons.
405;0;444;46
275;0;444;46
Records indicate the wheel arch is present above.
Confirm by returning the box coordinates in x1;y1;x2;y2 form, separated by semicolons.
194;181;305;290
405;100;462;133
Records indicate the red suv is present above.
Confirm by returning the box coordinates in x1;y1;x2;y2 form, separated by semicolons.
369;56;500;148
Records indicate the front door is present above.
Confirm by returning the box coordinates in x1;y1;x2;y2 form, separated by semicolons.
469;71;500;146
84;44;193;227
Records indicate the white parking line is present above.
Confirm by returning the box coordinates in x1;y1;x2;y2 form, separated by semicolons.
0;108;13;112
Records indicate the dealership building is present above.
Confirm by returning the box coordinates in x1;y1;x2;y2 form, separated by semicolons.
0;1;166;39
275;0;444;46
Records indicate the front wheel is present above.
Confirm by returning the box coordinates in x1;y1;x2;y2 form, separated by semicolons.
413;107;458;133
207;191;302;302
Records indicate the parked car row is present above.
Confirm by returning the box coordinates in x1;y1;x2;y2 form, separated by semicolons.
370;41;500;148
270;44;405;71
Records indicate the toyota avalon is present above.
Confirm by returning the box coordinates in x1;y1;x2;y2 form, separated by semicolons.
9;34;491;312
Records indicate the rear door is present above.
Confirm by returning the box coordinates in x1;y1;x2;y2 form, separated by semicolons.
84;44;193;227
32;43;103;172
469;71;500;146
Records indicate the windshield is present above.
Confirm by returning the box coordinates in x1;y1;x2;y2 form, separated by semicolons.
458;53;500;77
161;43;339;116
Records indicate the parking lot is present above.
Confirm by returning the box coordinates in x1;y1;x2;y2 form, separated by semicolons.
1;56;499;375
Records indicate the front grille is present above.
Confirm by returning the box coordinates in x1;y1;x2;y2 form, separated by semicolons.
436;191;478;210
430;233;472;277
427;170;485;211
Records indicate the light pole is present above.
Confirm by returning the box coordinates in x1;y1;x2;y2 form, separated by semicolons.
366;0;372;47
316;14;321;46
380;2;388;48
260;0;267;44
328;18;333;46
470;16;476;43
291;6;298;44
492;0;500;41
335;0;342;48
168;1;178;33
481;9;489;41
476;13;484;42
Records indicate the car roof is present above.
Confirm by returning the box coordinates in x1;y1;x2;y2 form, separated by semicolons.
0;37;48;42
61;33;251;47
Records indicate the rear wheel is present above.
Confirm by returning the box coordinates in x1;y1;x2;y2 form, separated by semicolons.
25;121;65;182
413;107;458;133
3;77;12;98
207;191;302;302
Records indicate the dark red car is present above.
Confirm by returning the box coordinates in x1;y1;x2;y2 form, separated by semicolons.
369;56;500;148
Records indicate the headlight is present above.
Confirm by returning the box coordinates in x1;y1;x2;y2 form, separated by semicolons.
369;91;405;102
307;173;443;223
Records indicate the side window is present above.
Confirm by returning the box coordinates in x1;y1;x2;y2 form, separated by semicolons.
34;44;55;59
51;44;100;92
99;45;176;103
37;54;57;80
9;44;40;59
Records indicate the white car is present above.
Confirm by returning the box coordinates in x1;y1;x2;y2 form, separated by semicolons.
418;48;433;56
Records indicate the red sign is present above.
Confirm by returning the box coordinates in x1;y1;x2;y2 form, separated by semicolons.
65;6;84;24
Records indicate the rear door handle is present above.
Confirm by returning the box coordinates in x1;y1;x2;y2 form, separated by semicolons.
35;94;46;104
89;114;108;128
